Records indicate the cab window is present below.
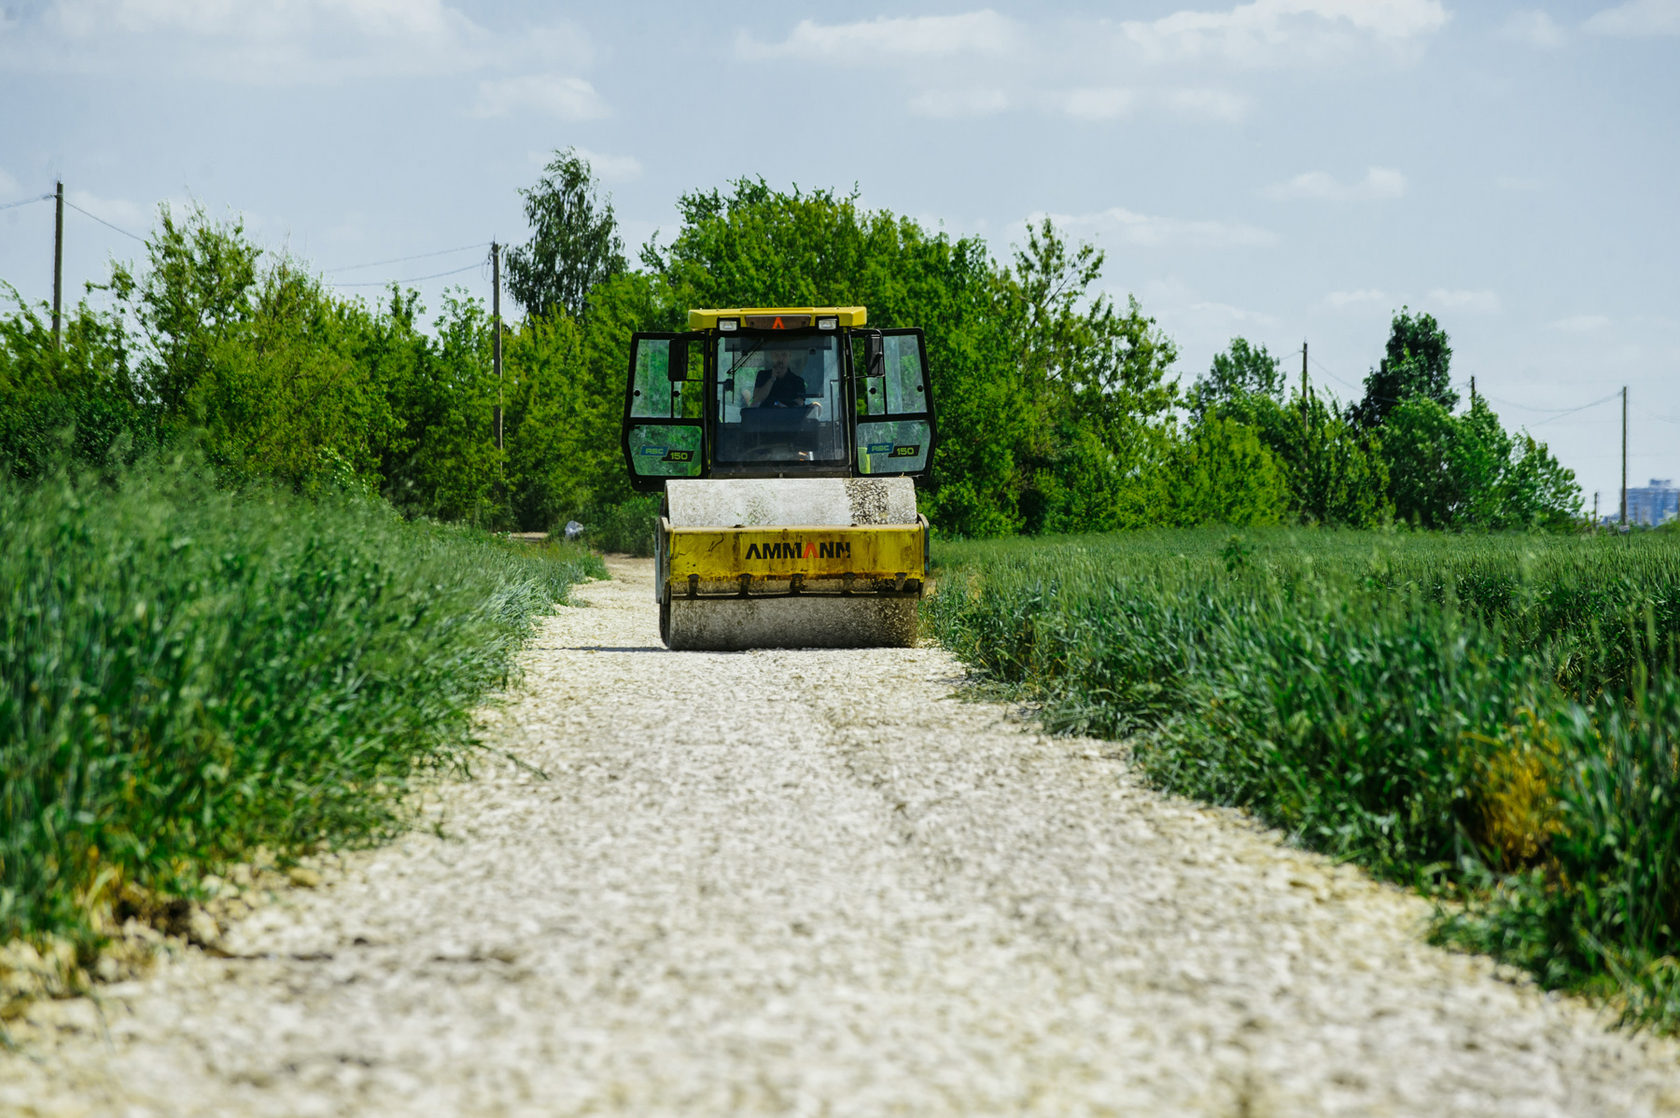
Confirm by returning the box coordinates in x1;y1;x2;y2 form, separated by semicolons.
714;334;846;465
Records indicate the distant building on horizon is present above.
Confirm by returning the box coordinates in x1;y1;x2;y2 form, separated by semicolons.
1626;478;1679;526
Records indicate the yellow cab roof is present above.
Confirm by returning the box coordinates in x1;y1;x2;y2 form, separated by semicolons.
687;306;867;330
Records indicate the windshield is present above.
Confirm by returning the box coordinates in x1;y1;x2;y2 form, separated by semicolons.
714;333;847;466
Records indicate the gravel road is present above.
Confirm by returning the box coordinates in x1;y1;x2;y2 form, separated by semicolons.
5;557;1679;1116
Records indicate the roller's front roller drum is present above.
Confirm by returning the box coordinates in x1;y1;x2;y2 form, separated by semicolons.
656;477;927;651
664;595;918;651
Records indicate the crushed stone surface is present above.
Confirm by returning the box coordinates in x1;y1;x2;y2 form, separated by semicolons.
5;557;1679;1116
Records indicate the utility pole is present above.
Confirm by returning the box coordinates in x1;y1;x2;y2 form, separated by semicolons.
1469;375;1476;408
491;241;503;451
52;181;64;351
1621;386;1628;529
1300;339;1308;428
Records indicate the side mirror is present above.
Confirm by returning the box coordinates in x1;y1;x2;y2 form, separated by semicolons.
667;340;690;382
865;333;885;379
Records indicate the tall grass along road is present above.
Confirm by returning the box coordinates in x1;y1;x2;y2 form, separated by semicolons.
928;528;1680;1037
1;461;602;985
6;558;1677;1116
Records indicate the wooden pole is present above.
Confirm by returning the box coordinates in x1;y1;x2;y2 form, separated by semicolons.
52;181;64;351
492;241;503;451
1300;339;1308;427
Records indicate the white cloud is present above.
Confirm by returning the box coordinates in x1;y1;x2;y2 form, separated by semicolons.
1160;88;1251;121
985;85;1252;123
1501;10;1567;48
54;0;475;43
566;147;642;183
1188;298;1279;326
1324;288;1390;309
1056;87;1136;121
1551;313;1613;331
1426;288;1501;314
741;14;1256;126
8;0;590;85
1116;0;1449;66
1323;287;1498;314
1267;166;1406;200
1584;0;1680;36
739;10;1016;62
66;188;149;233
1137;278;1284;383
473;75;606;121
907;88;1010;119
1039;206;1279;249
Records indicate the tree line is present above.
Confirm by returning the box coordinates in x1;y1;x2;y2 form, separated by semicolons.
0;151;1581;535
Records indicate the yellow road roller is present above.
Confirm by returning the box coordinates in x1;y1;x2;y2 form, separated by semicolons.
621;307;936;650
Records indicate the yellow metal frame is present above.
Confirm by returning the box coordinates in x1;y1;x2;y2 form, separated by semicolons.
687;306;868;330
666;520;926;582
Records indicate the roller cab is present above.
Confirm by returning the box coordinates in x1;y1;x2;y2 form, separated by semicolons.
621;307;936;650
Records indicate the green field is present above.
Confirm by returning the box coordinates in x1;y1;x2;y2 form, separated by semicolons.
928;528;1680;1033
1;460;603;956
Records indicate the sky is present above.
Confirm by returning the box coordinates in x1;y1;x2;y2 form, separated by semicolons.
1;0;1676;509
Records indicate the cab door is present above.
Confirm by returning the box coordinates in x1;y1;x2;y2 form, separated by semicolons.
622;332;706;492
852;328;936;478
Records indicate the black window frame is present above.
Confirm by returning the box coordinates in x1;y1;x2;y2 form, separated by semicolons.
621;331;707;493
850;327;937;482
620;323;937;488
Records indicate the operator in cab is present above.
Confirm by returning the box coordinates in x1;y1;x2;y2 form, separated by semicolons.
750;350;806;408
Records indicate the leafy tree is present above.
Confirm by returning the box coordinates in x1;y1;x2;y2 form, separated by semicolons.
380;291;506;525
8;176;1583;541
1170;416;1290;527
646;179;1027;536
640;186;1186;536
1187;337;1286;421
191;261;397;495
498;271;673;531
109;205;260;419
1381;396;1459;526
501;310;587;530
1288;393;1392;527
1000;220;1178;533
1449;397;1517;529
1184;364;1391;528
1501;430;1581;530
1350;308;1457;431
1380;395;1581;529
0;285;156;480
506;149;626;321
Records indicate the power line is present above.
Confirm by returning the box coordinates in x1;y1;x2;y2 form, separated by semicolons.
0;193;54;212
1307;355;1364;393
325;242;488;274
1479;389;1620;415
22;185;501;305
1314;360;1624;426
61;199;146;242
1524;392;1624;427
330;262;484;288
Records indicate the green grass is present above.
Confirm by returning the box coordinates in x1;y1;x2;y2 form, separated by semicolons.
927;527;1680;1033
1;457;603;952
